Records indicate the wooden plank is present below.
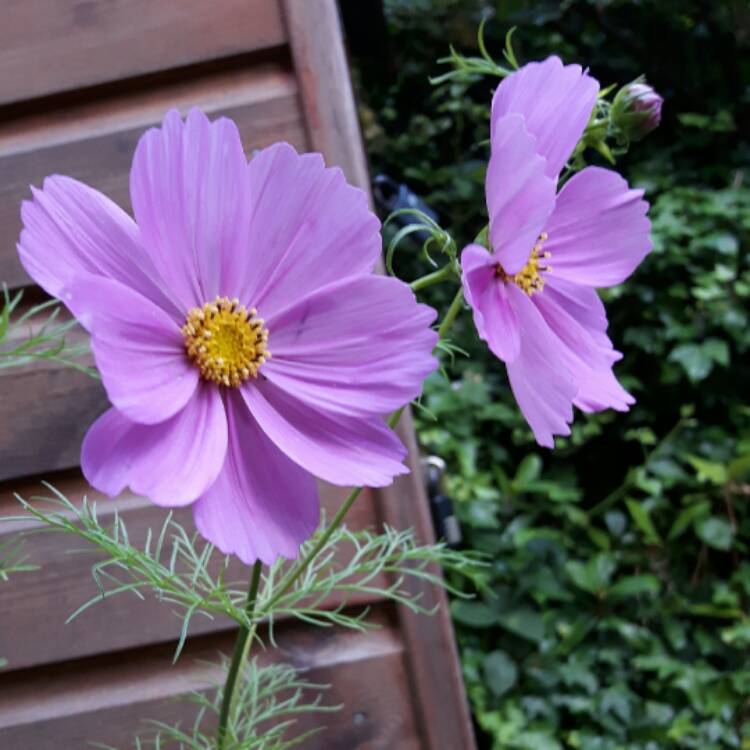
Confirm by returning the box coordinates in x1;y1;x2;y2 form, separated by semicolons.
283;2;477;747
282;0;371;189
0;62;306;291
0;0;287;106
0;610;421;749
0;473;382;672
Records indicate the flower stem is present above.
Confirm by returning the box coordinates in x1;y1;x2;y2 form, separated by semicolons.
217;560;263;749
439;287;465;339
410;265;454;292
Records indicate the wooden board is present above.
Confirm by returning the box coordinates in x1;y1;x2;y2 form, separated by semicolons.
0;0;287;105
0;473;382;672
0;610;421;749
0;1;476;747
0;61;304;292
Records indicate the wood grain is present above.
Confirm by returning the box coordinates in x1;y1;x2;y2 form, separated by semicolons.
283;3;477;746
0;472;382;672
0;0;287;106
0;610;421;749
0;62;305;291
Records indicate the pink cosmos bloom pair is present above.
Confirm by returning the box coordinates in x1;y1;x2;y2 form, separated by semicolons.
19;109;438;565
461;57;652;447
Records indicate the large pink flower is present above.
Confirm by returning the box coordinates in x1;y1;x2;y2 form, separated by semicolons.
18;108;438;564
461;57;652;447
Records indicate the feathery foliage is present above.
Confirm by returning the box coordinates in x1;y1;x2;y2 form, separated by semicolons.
8;485;485;662
92;658;334;750
0;287;95;376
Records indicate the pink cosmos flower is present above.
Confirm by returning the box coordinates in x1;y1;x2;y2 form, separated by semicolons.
18;108;438;564
461;57;652;447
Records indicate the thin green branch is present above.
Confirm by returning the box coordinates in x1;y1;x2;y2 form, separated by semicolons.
218;561;263;750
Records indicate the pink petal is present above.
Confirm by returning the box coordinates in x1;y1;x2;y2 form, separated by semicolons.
81;385;227;507
130;108;251;310
544;167;652;287
192;391;319;566
492;56;599;178
63;274;198;424
505;285;577;447
461;243;521;362
262;275;437;416
243;143;381;318
241;380;409;488
487;114;556;274
17;175;179;320
533;283;634;413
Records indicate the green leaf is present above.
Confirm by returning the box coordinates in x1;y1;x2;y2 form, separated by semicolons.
625;499;662;544
513;453;542;488
482;650;518;697
686;455;728;485
609;575;661;599
497;607;545;643
451;600;499;628
728;453;750;480
695;516;733;550
668;501;711;540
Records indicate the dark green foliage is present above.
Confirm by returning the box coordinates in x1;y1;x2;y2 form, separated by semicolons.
351;1;750;747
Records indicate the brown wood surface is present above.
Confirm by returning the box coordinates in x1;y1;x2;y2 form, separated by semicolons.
0;1;475;747
0;0;287;106
0;61;304;292
0;473;382;672
283;2;477;747
0;609;421;749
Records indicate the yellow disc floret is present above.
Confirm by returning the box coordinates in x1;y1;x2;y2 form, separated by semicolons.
495;232;551;296
182;296;270;387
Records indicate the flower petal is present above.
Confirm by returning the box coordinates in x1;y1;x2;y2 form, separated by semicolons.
81;385;227;507
63;274;198;424
17;175;179;320
130;108;251;310
192;391;319;566
262;275;437;416
534;282;634;413
487;114;556;274
492;56;599;178
544;167;652;287
505;285;577;447
243;142;381;317
461;243;521;362
241;380;408;488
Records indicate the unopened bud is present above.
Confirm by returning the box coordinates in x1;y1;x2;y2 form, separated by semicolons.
611;78;663;142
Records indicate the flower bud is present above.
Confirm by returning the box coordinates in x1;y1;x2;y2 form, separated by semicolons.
611;78;663;142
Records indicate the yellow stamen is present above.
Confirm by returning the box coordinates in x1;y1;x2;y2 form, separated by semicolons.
495;232;551;296
182;296;270;387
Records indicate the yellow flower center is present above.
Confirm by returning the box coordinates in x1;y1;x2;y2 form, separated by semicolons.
182;296;270;388
495;232;551;296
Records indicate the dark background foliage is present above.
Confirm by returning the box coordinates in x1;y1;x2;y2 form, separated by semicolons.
345;1;750;748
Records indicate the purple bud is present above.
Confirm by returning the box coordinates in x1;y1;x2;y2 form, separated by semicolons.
611;78;663;142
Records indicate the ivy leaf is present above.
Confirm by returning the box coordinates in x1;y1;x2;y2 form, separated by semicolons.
609;575;661;599
668;501;711;540
625;499;662;545
696;517;733;551
451;600;499;628
483;650;518;697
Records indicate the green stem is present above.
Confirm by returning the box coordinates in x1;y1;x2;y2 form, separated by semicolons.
439;287;465;339
410;265;454;292
217;560;263;749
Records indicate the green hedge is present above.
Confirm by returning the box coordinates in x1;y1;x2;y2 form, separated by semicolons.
353;1;750;748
